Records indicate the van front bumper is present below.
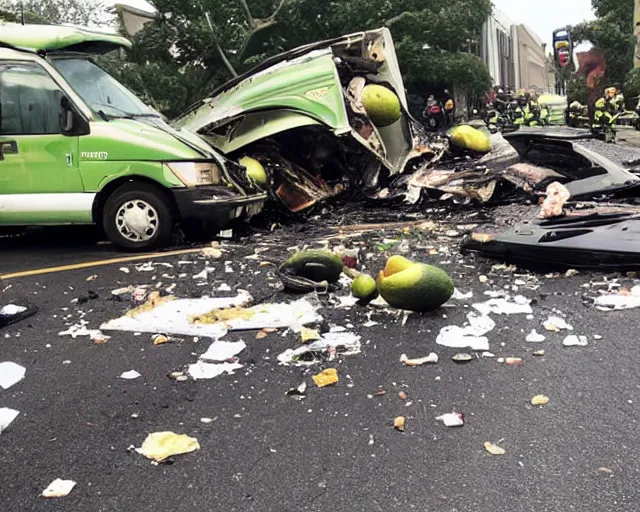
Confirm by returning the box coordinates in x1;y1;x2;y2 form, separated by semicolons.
172;187;267;226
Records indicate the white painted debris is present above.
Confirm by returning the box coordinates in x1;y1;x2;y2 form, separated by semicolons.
187;361;243;380
363;320;379;328
217;283;232;292
277;332;361;365
200;340;246;362
400;353;438;366
563;335;588;347
120;370;141;380
42;479;76;498
0;304;26;316
0;407;19;433
472;295;532;316
0;362;25;389
58;321;107;341
452;289;473;300
436;313;495;351
100;292;322;338
594;286;640;311
192;267;214;280
526;330;546;343
119;267;130;274
336;295;359;308
436;412;464;427
543;316;573;332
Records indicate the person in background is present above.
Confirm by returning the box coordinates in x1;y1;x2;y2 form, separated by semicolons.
443;89;455;128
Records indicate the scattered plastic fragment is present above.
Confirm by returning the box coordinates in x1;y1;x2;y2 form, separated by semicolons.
168;371;188;382
436;412;464;427
543;316;573;332
563;335;588;347
398;391;408;400
393;416;406;431
484;442;505;455
594;286;640;311
286;383;307;400
533;350;545;356
120;370;141;380
187;361;243;380
0;362;25;390
136;432;200;462
199;340;246;362
526;330;546;343
565;269;579;278
277;332;361;365
452;289;473;300
301;327;321;343
0;304;26;316
437;313;494;351
598;467;613;474
473;295;532;316
452;353;474;363
400;353;438;366
86;274;98;281
505;357;522;366
153;334;169;345
42;479;76;498
0;407;19;433
312;368;339;387
531;395;549;406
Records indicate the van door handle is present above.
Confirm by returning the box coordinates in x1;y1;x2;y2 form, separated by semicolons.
0;141;18;160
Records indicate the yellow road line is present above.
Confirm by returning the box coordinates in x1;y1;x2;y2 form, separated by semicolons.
0;247;206;280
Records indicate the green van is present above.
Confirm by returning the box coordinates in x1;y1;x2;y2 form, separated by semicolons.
0;24;267;250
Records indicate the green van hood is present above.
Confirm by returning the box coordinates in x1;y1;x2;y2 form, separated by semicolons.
0;23;131;53
84;119;217;161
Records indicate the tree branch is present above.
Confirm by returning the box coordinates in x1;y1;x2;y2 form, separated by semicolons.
238;0;255;28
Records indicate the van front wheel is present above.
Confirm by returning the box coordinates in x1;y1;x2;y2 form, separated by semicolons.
102;183;173;251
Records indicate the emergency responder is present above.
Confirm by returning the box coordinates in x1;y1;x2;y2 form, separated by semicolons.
443;89;455;128
567;100;586;127
593;93;617;142
513;92;527;125
614;88;625;112
524;92;542;126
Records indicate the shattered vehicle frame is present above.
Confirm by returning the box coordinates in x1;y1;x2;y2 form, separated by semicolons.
174;28;431;213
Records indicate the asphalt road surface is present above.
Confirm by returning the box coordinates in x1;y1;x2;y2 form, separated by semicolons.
1;212;639;512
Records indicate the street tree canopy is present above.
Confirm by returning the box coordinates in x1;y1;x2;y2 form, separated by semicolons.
1;0;493;118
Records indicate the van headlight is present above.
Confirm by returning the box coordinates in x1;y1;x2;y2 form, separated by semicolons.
166;162;222;186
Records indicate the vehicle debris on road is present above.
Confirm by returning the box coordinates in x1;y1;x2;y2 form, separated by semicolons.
0;407;19;434
136;432;200;462
400;353;438;366
393;416;406;431
0;362;25;390
312;368;339;387
531;395;550;406
436;412;465;427
484;442;506;455
42;478;76;498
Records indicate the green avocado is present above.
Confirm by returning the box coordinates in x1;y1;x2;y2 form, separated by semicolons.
282;249;344;283
377;257;454;312
351;273;379;304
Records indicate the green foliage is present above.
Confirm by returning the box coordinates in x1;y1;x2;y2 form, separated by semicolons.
3;0;494;119
566;76;591;104
0;0;113;26
624;68;640;103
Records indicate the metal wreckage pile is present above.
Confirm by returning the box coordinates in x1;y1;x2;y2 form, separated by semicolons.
177;29;640;271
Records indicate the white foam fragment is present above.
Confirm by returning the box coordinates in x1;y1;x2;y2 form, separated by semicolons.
436;313;494;351
0;304;26;315
526;330;546;343
0;362;25;389
120;370;141;380
200;340;246;362
472;295;533;316
543;316;573;331
42;478;76;498
436;412;464;427
452;289;473;300
188;361;243;380
58;321;106;340
563;335;588;347
0;407;19;433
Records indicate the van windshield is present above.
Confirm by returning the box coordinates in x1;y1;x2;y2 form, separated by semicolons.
51;57;158;119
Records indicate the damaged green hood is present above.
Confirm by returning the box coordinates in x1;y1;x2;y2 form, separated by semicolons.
173;28;423;175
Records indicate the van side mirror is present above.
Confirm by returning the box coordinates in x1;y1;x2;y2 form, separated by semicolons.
59;96;90;136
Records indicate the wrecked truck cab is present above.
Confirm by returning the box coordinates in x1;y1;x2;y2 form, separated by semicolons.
174;28;430;212
0;24;266;251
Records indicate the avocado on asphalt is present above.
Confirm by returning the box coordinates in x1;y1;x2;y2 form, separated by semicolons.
281;249;344;283
377;256;454;312
351;273;379;304
449;125;492;154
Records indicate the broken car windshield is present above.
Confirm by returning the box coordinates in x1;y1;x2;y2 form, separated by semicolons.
51;57;158;120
